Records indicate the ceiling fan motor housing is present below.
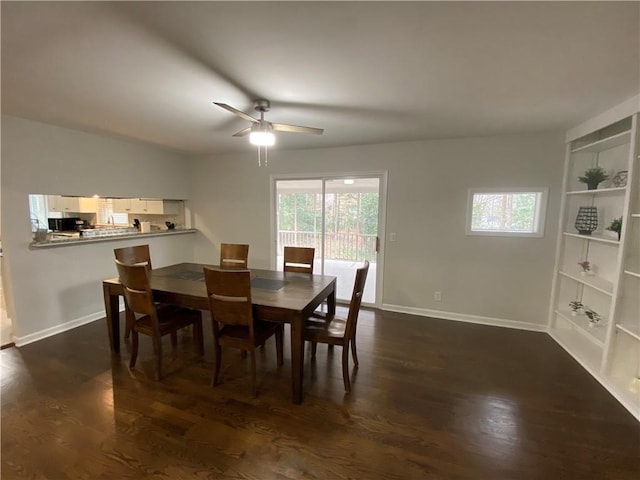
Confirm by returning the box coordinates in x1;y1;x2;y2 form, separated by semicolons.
254;99;271;112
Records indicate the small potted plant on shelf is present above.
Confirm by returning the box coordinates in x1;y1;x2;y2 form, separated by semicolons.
577;260;594;276
578;166;609;190
606;217;623;241
569;300;584;316
584;309;601;327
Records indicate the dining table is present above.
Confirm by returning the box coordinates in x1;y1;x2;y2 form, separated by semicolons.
103;262;336;404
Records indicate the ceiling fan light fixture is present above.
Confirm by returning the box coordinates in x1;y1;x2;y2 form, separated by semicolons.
249;123;275;146
249;131;275;146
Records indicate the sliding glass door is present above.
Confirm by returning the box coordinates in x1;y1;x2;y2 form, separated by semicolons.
275;176;382;304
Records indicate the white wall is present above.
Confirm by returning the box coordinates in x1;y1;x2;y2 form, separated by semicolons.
191;132;564;329
0;115;565;343
1;116;196;344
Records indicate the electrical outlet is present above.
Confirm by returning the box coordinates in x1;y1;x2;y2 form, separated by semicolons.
434;291;442;301
390;232;397;242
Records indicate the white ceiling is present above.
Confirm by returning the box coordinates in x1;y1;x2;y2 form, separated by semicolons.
2;2;639;155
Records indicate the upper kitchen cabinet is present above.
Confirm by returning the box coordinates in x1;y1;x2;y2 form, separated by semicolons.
47;195;97;214
111;198;180;215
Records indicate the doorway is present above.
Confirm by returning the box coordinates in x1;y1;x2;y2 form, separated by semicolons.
0;244;13;348
273;174;385;305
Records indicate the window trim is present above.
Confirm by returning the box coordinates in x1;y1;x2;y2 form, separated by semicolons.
465;187;548;238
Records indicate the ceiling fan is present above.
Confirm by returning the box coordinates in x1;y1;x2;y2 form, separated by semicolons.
214;99;323;165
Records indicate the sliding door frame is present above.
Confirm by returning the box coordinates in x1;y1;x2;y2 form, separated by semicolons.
270;171;388;308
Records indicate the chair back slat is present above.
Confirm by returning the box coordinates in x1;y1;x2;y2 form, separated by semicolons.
114;244;152;269
203;267;253;327
344;260;369;340
115;260;155;316
220;243;249;268
283;246;315;274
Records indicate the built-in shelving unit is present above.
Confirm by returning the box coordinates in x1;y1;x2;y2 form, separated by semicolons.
558;271;614;296
562;232;620;245
566;187;627;195
548;102;639;421
570;130;632;153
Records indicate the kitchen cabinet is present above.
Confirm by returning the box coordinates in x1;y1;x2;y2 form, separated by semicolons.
112;198;178;215
47;196;97;214
111;198;133;213
548;102;639;420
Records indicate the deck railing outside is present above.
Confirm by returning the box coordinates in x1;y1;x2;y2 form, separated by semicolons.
278;231;376;262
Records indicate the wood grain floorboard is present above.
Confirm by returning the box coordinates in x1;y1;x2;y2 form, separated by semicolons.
1;308;639;479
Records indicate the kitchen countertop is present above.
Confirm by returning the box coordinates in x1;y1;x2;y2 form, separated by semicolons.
30;228;197;249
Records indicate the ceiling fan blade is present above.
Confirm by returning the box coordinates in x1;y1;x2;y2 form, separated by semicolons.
272;123;324;135
213;102;259;124
232;127;251;137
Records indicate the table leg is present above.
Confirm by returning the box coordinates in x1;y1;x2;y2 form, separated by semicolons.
103;284;120;354
290;315;304;404
327;284;336;315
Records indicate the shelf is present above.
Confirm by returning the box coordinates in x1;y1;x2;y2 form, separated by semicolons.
563;232;620;245
555;309;607;346
606;375;640;420
549;323;603;374
566;187;626;195
616;323;640;341
558;271;614;296
570;130;631;153
552;110;639;422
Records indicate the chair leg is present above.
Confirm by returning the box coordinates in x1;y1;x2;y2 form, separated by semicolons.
275;326;284;366
212;344;222;386
152;335;163;381
342;345;351;393
311;341;317;357
129;331;139;369
124;310;134;339
351;337;359;367
250;349;257;397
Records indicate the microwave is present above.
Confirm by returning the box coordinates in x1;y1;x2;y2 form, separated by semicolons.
48;217;83;232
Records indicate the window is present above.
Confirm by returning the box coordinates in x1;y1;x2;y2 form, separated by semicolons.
28;194;48;231
97;198;129;226
466;188;548;237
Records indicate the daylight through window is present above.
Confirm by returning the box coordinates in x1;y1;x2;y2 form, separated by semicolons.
467;189;547;237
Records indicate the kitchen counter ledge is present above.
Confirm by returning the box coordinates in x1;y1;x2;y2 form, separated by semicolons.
30;228;197;249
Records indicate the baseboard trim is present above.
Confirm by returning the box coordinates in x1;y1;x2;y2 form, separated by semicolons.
381;304;547;332
14;305;124;347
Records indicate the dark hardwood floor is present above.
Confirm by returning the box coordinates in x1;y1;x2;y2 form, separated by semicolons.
2;308;639;479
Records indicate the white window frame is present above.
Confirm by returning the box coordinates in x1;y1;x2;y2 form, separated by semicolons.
465;187;548;238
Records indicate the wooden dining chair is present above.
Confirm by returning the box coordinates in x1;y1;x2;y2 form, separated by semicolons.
114;244;152;269
304;260;369;393
283;246;315;274
220;243;249;268
115;259;204;380
203;267;283;397
114;245;152;339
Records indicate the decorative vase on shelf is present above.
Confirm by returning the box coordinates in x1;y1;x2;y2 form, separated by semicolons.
612;170;628;188
575;206;598;235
